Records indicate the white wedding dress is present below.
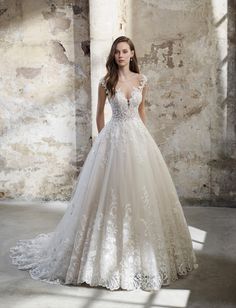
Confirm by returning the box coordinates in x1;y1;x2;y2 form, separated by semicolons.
9;73;198;291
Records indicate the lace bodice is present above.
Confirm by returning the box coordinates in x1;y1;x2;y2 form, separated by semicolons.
99;74;148;121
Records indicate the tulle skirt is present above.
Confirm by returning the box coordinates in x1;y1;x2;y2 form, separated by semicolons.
9;116;198;291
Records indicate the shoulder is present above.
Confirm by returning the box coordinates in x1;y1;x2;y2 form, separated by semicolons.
99;76;106;87
99;76;107;91
140;73;148;82
99;76;109;95
138;73;148;88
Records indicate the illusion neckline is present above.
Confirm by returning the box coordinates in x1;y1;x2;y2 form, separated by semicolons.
115;74;144;101
115;86;141;101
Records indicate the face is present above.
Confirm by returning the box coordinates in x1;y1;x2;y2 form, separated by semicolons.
114;41;134;67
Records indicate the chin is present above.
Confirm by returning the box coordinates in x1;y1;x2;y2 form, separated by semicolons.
118;62;127;67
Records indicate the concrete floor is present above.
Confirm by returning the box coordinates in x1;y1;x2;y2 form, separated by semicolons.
0;201;235;308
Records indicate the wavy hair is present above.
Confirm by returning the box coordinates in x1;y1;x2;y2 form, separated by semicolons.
103;36;140;98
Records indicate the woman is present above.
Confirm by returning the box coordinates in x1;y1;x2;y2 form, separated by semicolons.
9;36;198;291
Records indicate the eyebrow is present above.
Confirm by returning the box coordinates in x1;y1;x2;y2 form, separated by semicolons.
115;48;128;51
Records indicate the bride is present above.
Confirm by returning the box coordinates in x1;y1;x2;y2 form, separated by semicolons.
9;35;198;291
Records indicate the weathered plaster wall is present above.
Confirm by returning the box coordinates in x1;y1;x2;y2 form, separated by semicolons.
0;0;90;201
1;0;235;206
125;0;235;206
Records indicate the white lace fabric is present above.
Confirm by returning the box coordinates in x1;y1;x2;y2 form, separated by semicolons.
9;73;198;291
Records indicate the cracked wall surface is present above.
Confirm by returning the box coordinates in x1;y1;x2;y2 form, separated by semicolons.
0;0;90;201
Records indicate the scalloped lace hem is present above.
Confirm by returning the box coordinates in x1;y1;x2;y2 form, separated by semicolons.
10;251;198;292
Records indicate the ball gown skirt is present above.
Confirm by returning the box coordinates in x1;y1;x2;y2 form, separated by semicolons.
9;74;198;291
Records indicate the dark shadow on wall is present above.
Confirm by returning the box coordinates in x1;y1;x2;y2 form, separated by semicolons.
226;0;236;156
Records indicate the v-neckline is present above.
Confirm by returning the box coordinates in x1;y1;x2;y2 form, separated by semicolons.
115;86;141;101
115;74;143;101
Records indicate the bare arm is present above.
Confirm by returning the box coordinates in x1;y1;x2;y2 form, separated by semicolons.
138;83;148;124
96;82;107;133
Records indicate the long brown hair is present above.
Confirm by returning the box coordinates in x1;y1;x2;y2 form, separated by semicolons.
103;36;140;98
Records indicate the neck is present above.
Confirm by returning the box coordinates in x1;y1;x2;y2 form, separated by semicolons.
118;66;133;79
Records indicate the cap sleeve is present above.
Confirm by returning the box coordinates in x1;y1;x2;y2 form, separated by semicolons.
99;77;109;96
139;74;148;90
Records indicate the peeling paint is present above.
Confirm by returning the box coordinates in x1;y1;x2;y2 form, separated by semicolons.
16;67;42;79
81;40;90;56
10;143;34;155
51;40;70;64
0;156;6;168
164;101;175;108
190;89;201;99
0;192;5;198
0;8;7;15
139;34;184;68
42;9;71;34
50;3;56;13
185;105;203;117
73;5;83;15
41;137;72;149
207;158;236;169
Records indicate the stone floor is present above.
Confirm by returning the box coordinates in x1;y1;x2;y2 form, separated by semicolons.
0;201;235;308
